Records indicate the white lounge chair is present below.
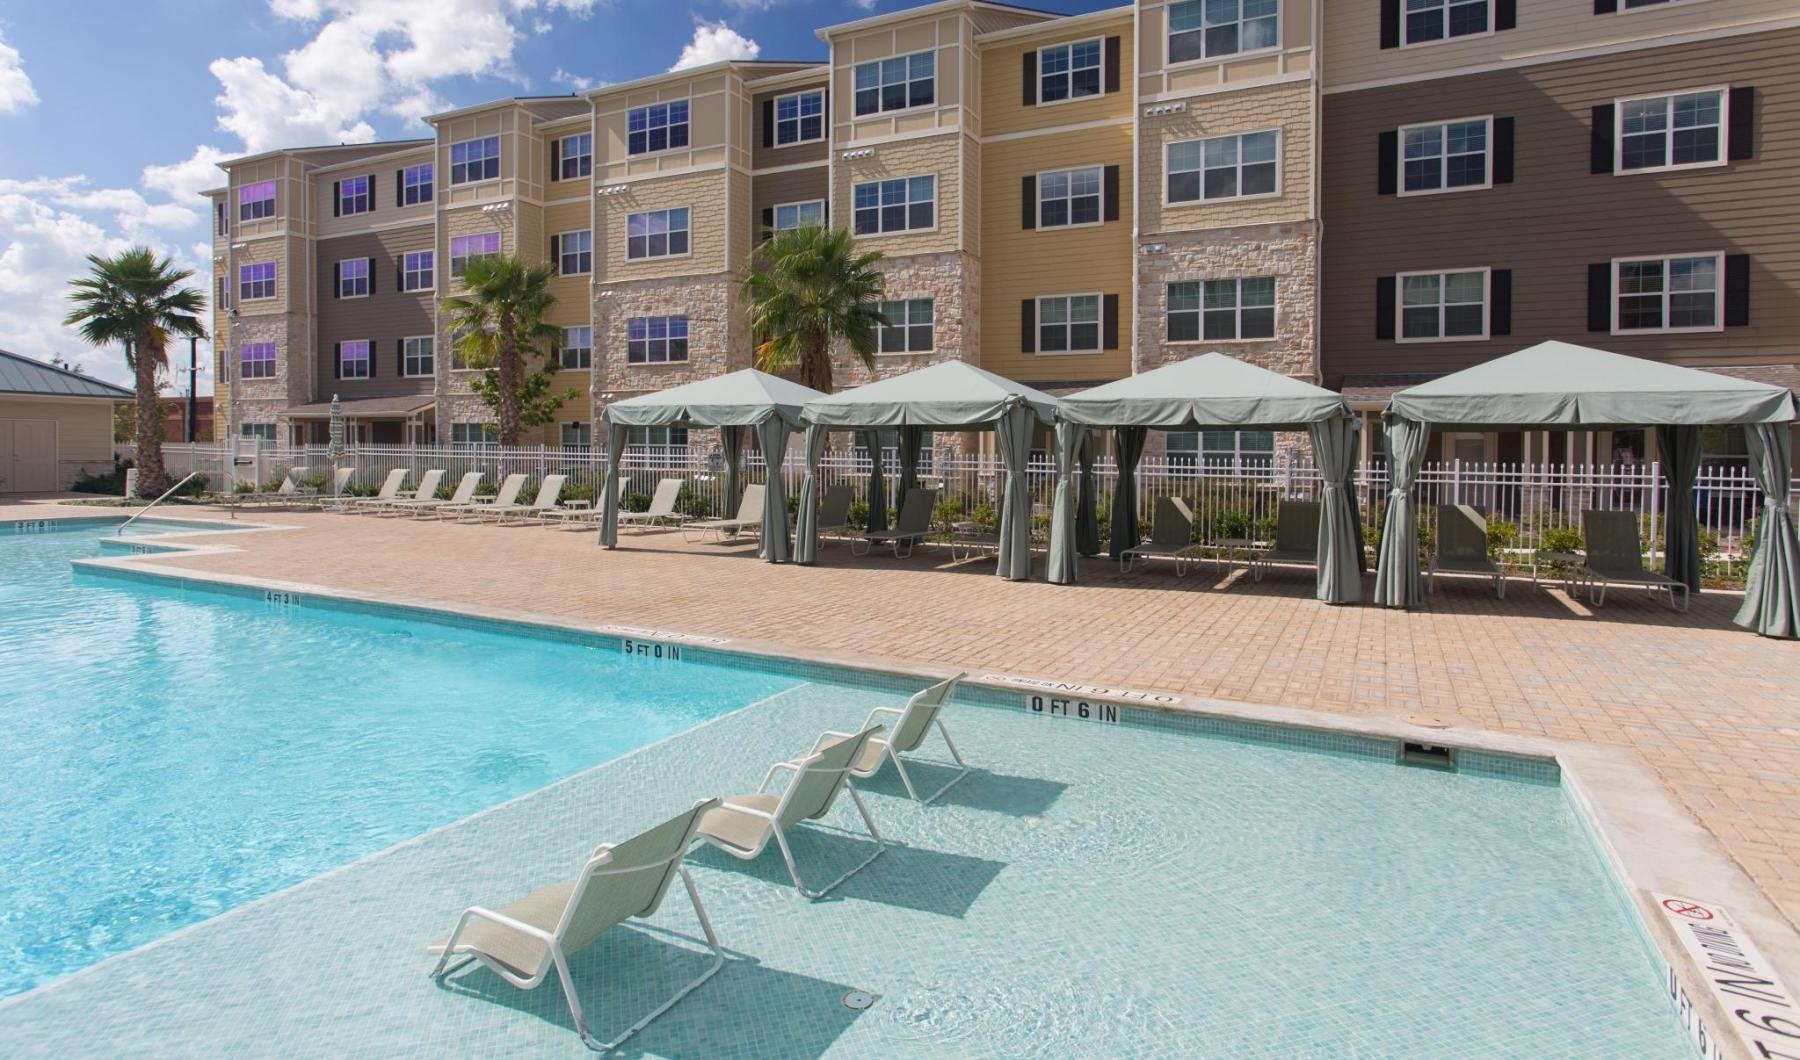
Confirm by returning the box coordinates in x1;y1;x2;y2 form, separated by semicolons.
442;473;527;520
695;725;887;900
540;478;625;529
486;474;566;524
1252;500;1321;581
386;471;482;518
846;674;969;803
306;467;357;507
1120;496;1198;574
428;798;724;1053
1429;504;1505;598
1581;509;1689;611
368;469;443;514
340;468;410;511
683;484;765;542
228;465;310;508
854;488;937;558
618;478;688;532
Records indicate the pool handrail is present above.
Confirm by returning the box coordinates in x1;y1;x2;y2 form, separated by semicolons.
116;472;201;535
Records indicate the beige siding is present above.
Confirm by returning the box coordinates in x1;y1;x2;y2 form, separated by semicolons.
595;72;733;182
831;14;969;144
0;398;118;490
597;169;731;280
751;166;831;247
1140;79;1313;234
835;133;963;256
436;108;526;208
1137;0;1313;97
314;147;434;240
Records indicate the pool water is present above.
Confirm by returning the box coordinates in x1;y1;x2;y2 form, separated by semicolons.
0;519;799;998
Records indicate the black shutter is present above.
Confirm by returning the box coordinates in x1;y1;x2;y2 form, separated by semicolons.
332;342;342;379
549;138;561;182
331;261;341;299
366;257;376;295
549;233;560;272
396;339;405;377
1375;277;1396;340
395;169;404;207
761;207;774;243
366;338;376;378
1102;294;1119;350
1104;37;1120;94
1594;0;1618;12
1022;51;1037;106
1495;0;1516;31
1380;0;1401;49
1728;87;1754;161
1377;131;1398;195
1102;165;1120;222
762;100;774;148
366;174;375;209
1591;105;1615;173
1021;300;1036;353
1724;254;1750;327
1492;117;1515;184
1587;263;1611;332
396;259;405;291
1489;269;1512;336
1021;175;1036;230
331;180;341;217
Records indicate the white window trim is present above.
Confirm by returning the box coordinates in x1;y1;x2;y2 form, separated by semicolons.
851;172;940;237
772;199;828;231
239;263;277;301
556;229;593;276
1609;251;1726;336
1614;0;1695;13
1036;165;1106;230
1395;115;1494;197
772;89;826;146
626;101;692;158
1035;37;1106;108
401;335;435;378
561;326;594;370
336;177;373;216
401;164;434;206
401;251;435;294
1032;292;1104;356
338;257;373;300
625;314;691;365
875;297;935;356
1164;0;1282;72
1165;278;1278;345
851;51;937;119
1399;0;1495;49
339;339;374;379
449;233;503;279
1613;85;1730;176
624;208;693;262
448;136;501;188
1395;266;1492;343
557;133;593;180
1163;130;1284;208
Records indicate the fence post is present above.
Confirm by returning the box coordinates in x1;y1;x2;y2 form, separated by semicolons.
1648;459;1661;565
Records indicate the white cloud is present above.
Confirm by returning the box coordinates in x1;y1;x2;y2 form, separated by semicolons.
0;31;37;114
670;22;760;72
142;146;233;204
551;67;603;92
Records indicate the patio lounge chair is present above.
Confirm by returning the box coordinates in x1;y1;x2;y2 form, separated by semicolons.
1581;509;1689;611
442;473;527;520
854;488;938;558
367;469;443;514
385;471;482;518
227;465;310;508
1120;496;1198;575
340;468;410;511
947;525;1000;563
485;474;566;524
845;674;969;803
540;478;627;529
428;798;724;1053
695;724;887;900
1429;504;1505;598
618;478;688;532
303;467;357;507
816;484;855;541
1252;500;1321;581
683;484;764;542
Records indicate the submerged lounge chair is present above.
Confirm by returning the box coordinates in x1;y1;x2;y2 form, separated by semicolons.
854;487;937;558
1429;504;1505;598
1120;496;1198;575
684;484;764;542
442;473;527;520
845;674;969;803
1252;500;1321;581
1581;509;1689;611
386;471;482;518
340;468;410;511
618;478;688;532
695;725;887;899
428;798;724;1053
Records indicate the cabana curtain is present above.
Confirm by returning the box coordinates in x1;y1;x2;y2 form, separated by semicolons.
1076;429;1101;557
861;430;887;534
793;424;829;566
1310;416;1363;604
1658;425;1703;592
1739;424;1800;638
600;419;628;548
1372;415;1430;608
720;426;745;520
1049;419;1081;584
1109;427;1146;558
996;405;1035;581
754;418;793;563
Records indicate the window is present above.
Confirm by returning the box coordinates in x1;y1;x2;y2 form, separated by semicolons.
561;422;593;449
401;251;434;292
449;330;480;371
878;299;934;353
1168;430;1275;469
1031;294;1100;353
401;163;433;205
1401;118;1489;194
557;230;592;275
336;175;371;216
1167;277;1275;341
775;90;824;145
1168;0;1278;64
1038;166;1103;228
402;336;434;377
1167;131;1278;203
1622;0;1683;7
451;423;498;447
1617;89;1724;172
214;200;230;236
1398;269;1489;341
628;426;688;448
627;102;689;155
449;136;500;185
853;51;934;116
241;423;277;442
1403;0;1489;46
853;176;935;235
1614;254;1722;332
338;339;372;379
625;209;690;260
239;343;276;380
450;232;501;278
238;262;276;301
238;181;276;221
1039;39;1103;103
337;257;369;298
626;315;689;363
773;200;826;230
557;133;592;180
216;276;231;310
562;326;592;370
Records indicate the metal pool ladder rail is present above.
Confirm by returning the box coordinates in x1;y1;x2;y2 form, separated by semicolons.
116;472;201;535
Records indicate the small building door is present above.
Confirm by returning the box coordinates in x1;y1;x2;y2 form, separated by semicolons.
0;419;58;493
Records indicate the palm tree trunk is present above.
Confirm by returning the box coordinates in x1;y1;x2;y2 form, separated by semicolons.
802;331;833;394
496;309;522;445
133;329;165;497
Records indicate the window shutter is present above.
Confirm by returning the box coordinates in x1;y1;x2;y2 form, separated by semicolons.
1489;269;1512;336
1492;117;1515;184
762;100;774;148
332;180;341;217
397;259;405;291
549;138;560;182
396;339;405;376
549;233;560;271
395;170;404;207
1380;0;1400;49
1590;105;1615;174
367;339;376;378
1021;300;1036;352
1022;52;1037;106
1103;165;1120;222
1728;87;1755;161
1587;263;1611;332
761;207;774;243
1495;0;1516;32
366;257;376;295
1724;254;1750;327
1594;0;1618;13
333;342;342;379
367;174;376;208
1102;294;1119;350
1377;131;1398;195
1104;37;1121;94
1375;277;1396;340
1021;175;1037;230
332;261;341;299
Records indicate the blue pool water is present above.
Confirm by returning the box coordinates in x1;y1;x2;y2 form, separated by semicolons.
0;519;799;998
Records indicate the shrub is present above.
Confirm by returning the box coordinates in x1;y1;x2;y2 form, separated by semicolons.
1539;524;1583;555
622;491;651;513
969;502;997;531
848;499;870;530
474;481;499;497
1485;518;1519;556
517;482;540;505
675;484;714;519
434;482;455;500
71;459;130;495
298;471;329;491
1697;527;1720;558
562;482;596;503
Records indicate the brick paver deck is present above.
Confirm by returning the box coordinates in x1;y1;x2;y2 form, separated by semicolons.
20;499;1800;931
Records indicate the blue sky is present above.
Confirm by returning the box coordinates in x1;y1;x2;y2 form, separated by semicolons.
0;0;1108;392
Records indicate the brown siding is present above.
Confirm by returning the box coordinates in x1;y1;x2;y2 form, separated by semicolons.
315;225;436;399
751;81;830;171
1320;30;1800;388
750;166;830;246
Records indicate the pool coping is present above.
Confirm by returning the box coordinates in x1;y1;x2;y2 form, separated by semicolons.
17;513;1797;1058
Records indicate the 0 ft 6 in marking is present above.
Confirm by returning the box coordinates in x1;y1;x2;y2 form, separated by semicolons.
1028;695;1118;723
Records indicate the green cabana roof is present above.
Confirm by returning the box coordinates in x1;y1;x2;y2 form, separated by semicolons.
602;369;824;428
802;360;1058;429
1056;352;1352;429
1386;341;1798;429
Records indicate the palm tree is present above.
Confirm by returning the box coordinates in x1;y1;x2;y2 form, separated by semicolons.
742;224;887;393
65;248;206;498
441;254;561;446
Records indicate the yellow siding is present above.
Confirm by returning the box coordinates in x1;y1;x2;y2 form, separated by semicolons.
542;200;593;317
1139;79;1312;235
596;169;730;280
0;398;119;490
980;15;1135;138
835;133;963;256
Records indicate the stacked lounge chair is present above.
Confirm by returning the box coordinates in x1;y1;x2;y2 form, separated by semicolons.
339;468;410;512
483;474;565;524
617;478;688;532
226;465;310;509
364;470;442;515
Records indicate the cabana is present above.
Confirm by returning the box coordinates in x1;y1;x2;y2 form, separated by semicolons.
1374;341;1799;638
797;361;1058;579
1051;352;1365;603
599;369;824;563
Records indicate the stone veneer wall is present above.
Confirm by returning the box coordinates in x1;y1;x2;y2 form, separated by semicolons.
231;313;309;435
1135;220;1318;378
596;272;749;397
833;250;979;387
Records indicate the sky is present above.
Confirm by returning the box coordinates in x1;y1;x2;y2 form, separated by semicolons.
0;0;1107;395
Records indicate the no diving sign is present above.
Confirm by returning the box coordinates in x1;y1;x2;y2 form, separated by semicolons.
1654;893;1799;1060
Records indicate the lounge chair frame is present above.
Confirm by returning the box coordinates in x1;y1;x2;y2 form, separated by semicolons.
1427;503;1506;599
683;484;764;543
1580;510;1690;612
853;488;937;558
850;675;969;803
1250;500;1322;581
1120;496;1199;575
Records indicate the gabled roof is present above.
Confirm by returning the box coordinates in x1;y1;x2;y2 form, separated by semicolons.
604;369;824;428
1058;352;1351;430
0;348;133;400
803;360;1058;428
